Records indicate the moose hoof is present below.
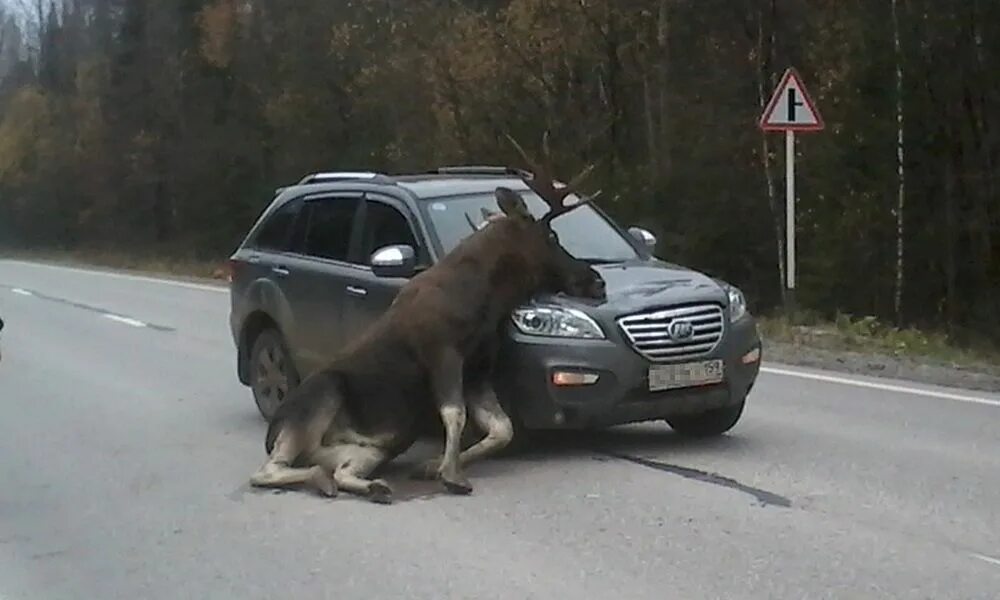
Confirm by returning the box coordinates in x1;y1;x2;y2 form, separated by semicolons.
310;468;338;498
367;480;394;504
442;475;473;496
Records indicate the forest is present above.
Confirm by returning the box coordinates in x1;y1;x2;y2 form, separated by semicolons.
0;1;998;344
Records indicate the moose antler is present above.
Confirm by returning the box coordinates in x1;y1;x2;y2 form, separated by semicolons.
504;132;601;222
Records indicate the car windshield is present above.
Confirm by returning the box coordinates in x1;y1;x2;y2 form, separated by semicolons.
422;191;639;263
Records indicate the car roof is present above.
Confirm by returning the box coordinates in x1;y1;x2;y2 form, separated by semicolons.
393;175;532;200
276;169;540;203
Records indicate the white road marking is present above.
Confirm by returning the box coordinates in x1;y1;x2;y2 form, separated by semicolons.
103;314;148;328
0;259;227;294
970;553;1000;568
6;259;999;408
11;288;33;296
761;366;1000;408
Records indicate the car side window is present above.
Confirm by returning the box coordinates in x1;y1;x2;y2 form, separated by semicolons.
359;200;419;264
301;197;361;262
253;200;300;252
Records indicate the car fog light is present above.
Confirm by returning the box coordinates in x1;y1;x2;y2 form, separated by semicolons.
552;371;600;386
741;347;761;364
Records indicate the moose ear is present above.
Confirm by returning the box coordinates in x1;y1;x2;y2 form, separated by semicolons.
495;187;533;221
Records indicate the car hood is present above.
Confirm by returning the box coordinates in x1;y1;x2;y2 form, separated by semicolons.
536;258;728;315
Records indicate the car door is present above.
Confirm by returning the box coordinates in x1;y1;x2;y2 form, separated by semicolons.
276;193;365;376
234;196;313;365
337;194;429;347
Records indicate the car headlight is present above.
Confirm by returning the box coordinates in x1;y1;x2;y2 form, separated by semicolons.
727;286;748;321
511;305;605;339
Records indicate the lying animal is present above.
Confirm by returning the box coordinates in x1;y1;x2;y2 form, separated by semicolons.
248;172;606;503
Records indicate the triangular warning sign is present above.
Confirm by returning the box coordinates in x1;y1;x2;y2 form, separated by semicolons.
759;68;824;132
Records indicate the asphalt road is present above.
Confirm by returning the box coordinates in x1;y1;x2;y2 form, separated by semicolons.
1;259;999;600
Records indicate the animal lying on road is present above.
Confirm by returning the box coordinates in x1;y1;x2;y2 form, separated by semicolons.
248;156;607;503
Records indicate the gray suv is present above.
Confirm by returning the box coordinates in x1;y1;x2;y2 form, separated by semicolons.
228;168;762;438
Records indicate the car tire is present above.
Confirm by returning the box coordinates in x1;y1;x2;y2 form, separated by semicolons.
665;398;746;437
249;327;300;422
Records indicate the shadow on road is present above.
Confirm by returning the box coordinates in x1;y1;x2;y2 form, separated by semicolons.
232;415;773;505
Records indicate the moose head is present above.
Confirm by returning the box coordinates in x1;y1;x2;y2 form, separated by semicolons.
490;132;607;301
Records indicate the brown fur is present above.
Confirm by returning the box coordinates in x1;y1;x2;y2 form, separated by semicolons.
250;149;606;503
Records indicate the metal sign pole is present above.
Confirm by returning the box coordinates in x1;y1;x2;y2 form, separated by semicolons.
759;67;822;315
785;129;796;312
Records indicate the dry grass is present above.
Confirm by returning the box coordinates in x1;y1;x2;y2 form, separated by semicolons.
758;311;1000;371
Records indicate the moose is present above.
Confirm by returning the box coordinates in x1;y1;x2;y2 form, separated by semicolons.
248;138;607;503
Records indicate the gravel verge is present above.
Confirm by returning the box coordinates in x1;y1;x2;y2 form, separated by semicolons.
763;339;1000;394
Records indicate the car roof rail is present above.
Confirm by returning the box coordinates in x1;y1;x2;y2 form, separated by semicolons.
428;165;533;178
297;171;395;185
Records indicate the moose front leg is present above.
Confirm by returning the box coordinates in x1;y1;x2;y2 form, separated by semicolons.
431;347;473;495
412;382;514;479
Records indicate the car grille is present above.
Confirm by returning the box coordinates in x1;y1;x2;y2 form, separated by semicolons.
617;303;726;363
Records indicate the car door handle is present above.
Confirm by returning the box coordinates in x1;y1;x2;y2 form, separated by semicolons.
346;285;367;297
272;266;290;277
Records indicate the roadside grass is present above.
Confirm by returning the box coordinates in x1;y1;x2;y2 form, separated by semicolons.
758;310;1000;373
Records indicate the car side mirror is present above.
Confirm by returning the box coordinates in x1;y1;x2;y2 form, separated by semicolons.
371;244;417;279
628;226;657;252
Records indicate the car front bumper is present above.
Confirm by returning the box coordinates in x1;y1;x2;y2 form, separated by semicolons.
494;316;762;430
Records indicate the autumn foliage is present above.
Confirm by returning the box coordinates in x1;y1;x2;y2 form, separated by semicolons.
0;0;998;342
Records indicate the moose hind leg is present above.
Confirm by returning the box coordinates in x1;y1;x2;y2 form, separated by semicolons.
249;434;336;497
249;417;338;497
308;444;393;504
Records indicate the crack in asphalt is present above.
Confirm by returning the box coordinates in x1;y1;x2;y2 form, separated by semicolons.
1;284;175;332
596;449;793;508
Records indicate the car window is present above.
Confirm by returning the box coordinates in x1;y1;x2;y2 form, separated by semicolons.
422;191;639;263
359;200;419;263
253;199;299;252
301;197;360;262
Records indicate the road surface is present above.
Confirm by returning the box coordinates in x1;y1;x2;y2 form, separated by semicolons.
0;259;998;600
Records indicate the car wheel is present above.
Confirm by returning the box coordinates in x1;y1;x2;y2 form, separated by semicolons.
665;398;746;437
249;328;300;421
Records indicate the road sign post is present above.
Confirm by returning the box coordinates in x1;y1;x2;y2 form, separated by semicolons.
758;67;824;314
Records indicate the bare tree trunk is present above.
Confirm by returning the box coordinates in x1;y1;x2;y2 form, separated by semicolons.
643;74;657;179
944;156;957;333
891;0;906;324
754;11;786;306
656;0;670;178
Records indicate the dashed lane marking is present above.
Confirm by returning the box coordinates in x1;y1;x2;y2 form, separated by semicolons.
2;284;174;332
103;314;148;328
970;553;1000;568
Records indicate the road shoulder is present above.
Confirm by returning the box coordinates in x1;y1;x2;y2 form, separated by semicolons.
764;340;1000;394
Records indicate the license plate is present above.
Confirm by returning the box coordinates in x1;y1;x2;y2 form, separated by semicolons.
648;359;724;392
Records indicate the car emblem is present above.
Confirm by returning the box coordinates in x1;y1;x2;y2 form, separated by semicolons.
667;319;695;341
